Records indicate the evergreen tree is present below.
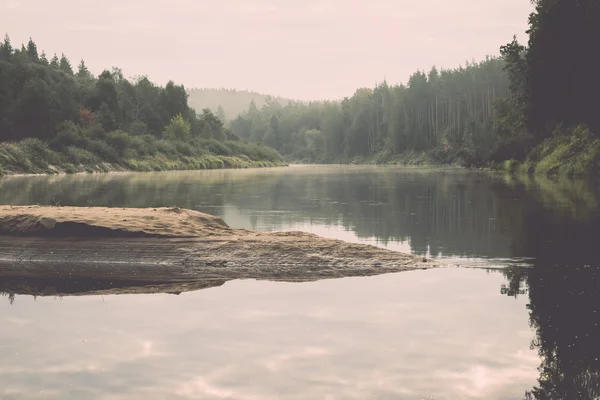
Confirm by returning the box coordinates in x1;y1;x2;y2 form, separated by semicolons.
59;54;73;75
525;0;600;135
77;59;91;79
50;53;59;68
0;34;12;61
97;102;117;131
39;51;48;66
26;37;38;61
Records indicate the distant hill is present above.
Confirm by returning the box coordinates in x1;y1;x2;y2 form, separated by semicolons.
187;88;293;121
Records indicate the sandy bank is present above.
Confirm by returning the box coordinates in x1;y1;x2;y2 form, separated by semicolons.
0;206;437;283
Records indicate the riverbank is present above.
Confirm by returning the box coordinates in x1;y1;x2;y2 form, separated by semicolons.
0;206;436;283
290;149;466;168
295;128;600;177
493;126;600;177
0;138;286;176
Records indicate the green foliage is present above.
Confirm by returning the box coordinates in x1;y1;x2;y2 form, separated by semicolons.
529;126;600;177
0;36;283;175
163;114;191;141
229;58;509;166
105;130;132;156
65;146;100;165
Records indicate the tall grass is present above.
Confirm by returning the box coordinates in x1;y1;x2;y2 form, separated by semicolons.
496;125;600;177
0;130;286;176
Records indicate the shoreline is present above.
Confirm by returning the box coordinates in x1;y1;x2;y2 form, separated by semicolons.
0;159;288;178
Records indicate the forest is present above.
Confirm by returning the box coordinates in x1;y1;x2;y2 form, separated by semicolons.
229;57;508;166
1;0;598;176
226;0;600;176
0;38;284;175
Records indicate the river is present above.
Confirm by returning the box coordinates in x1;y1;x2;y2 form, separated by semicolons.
1;165;599;399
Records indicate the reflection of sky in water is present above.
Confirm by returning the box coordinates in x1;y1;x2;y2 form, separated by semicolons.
1;269;537;399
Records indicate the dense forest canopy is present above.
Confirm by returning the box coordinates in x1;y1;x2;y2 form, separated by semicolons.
228;58;509;165
0;36;283;175
0;35;232;142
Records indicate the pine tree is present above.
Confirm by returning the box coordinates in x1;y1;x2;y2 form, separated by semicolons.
39;51;49;65
77;59;91;79
59;54;73;75
26;37;38;61
50;53;59;68
0;34;13;61
97;102;117;131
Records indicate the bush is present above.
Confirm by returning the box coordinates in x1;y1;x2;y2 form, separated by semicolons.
130;135;158;157
196;139;232;156
19;138;63;166
86;140;120;163
52;121;86;150
65;146;99;165
163;114;191;141
175;141;197;157
0;143;31;171
105;130;132;156
532;125;600;176
156;139;178;156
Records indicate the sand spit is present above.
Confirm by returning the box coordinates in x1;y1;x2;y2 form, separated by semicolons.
0;206;437;283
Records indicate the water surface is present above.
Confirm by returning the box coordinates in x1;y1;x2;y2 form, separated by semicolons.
2;165;600;399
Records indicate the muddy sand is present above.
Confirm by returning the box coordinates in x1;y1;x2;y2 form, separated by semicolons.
0;206;437;285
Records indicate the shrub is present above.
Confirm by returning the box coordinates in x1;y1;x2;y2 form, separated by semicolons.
20;138;63;165
197;139;232;156
65;146;99;165
175;141;196;157
163;114;191;141
130;135;158;157
52;121;86;150
105;130;132;156
156;139;178;156
86;140;120;163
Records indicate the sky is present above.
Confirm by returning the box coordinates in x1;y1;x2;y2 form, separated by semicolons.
0;0;533;100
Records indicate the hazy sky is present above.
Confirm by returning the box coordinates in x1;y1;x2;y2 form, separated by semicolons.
1;0;532;100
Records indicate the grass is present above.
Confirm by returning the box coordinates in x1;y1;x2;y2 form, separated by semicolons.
0;134;286;176
494;125;600;177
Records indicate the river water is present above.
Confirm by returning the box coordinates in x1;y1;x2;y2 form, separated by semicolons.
1;165;599;399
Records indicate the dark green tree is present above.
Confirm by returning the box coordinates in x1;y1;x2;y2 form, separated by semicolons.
59;54;73;75
97;102;117;132
525;0;600;136
26;37;38;61
0;34;12;61
50;53;59;69
39;51;48;66
77;59;91;79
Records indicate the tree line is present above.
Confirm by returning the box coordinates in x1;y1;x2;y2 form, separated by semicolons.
227;0;600;174
0;36;283;174
229;58;508;165
0;35;235;142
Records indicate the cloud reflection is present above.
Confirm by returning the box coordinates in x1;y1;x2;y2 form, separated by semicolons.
0;269;537;399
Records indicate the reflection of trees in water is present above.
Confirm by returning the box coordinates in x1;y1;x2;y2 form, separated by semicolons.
0;276;227;304
0;170;513;258
1;170;598;260
1;291;15;305
499;187;600;399
507;265;600;400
